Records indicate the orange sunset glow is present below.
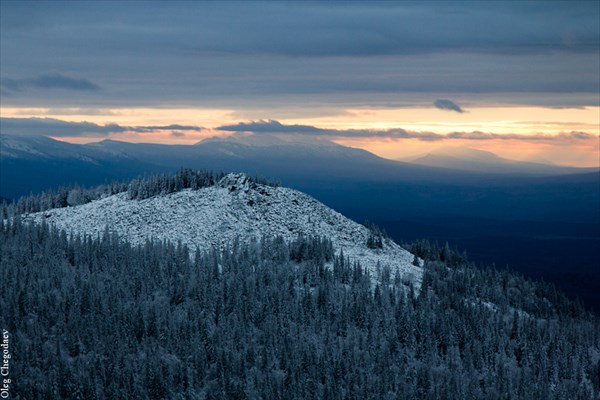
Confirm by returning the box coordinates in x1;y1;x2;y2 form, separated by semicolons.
3;105;598;167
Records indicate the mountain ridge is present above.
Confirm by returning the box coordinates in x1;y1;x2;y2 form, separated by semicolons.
5;133;597;201
406;146;597;175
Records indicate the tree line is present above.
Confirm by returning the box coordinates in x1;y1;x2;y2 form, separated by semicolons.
0;169;278;218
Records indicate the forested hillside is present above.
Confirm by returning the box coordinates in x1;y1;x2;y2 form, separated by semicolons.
1;220;598;399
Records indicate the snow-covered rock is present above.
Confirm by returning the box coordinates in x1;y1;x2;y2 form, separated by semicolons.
24;173;423;289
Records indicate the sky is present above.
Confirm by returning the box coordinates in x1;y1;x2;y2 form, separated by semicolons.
1;1;599;166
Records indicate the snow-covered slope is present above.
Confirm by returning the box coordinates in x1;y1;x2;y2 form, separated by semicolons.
24;173;422;289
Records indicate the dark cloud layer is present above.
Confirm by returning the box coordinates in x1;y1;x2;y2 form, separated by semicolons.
1;74;100;93
217;120;597;144
3;2;595;57
29;74;100;91
0;2;598;109
434;99;465;113
0;118;123;137
0;118;203;138
137;124;203;132
218;120;323;135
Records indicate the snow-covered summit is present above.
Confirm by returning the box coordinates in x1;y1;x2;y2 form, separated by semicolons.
24;173;422;289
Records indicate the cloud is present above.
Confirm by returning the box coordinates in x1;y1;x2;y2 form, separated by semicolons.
134;124;204;132
434;99;464;113
29;74;100;91
8;108;116;116
218;119;424;138
0;117;203;138
0;118;123;137
0;78;23;93
444;130;598;143
0;74;100;93
1;2;598;110
217;119;420;139
2;2;598;60
555;131;597;141
217;120;322;134
170;131;185;137
217;120;598;144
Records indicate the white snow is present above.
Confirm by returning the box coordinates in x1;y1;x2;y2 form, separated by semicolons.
24;173;423;290
0;135;49;158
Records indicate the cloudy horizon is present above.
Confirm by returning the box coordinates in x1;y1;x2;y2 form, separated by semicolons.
1;1;598;166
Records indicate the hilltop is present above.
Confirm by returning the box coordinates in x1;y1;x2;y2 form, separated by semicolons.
23;172;422;289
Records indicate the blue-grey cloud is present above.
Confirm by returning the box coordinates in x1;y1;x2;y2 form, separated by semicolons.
444;130;597;142
0;118;124;137
217;119;419;139
0;78;23;93
217;120;598;143
1;74;100;93
135;124;203;132
5;2;591;58
29;74;100;91
1;2;598;108
434;99;464;113
218;120;323;134
0;118;203;138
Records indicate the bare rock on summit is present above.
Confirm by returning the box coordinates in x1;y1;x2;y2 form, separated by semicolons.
217;173;256;192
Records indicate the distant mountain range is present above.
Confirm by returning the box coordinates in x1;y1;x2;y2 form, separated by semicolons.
2;134;597;200
404;146;596;175
0;133;394;196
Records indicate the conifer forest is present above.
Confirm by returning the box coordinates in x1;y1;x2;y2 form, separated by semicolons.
1;208;598;399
